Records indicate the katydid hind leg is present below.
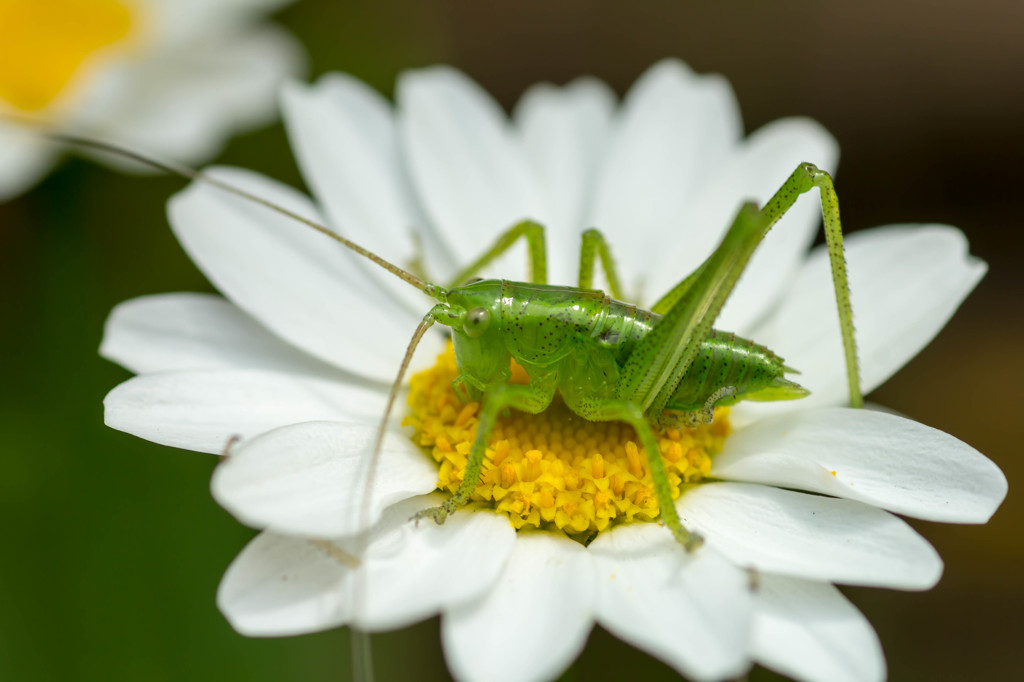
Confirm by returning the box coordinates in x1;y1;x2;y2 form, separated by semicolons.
411;375;557;525
650;265;702;316
645;163;862;410
615;202;767;415
759;163;862;407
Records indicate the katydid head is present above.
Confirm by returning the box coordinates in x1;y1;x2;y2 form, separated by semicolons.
441;280;503;330
431;280;511;398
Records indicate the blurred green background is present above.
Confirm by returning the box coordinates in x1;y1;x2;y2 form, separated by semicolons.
1;1;1022;680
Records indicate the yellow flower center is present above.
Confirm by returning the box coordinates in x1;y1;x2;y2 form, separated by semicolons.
0;0;136;112
405;343;731;541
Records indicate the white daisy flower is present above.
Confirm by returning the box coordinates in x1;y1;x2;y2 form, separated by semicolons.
100;60;1007;682
0;0;304;200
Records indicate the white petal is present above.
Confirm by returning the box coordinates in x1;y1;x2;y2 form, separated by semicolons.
398;66;546;280
354;496;517;631
590;523;751;681
100;293;341;376
211;421;437;536
89;27;304;164
281;75;431;310
714;408;1006;523
648;118;839;334
218;496;516;637
744;225;986;414
167;165;440;381
104;368;388;454
753;575;885;682
0;123;55;200
217;531;353;637
513;77;617;285
587;59;741;299
442;533;596;682
678;482;942;589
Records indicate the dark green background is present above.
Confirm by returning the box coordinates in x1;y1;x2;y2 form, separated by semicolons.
2;1;1021;680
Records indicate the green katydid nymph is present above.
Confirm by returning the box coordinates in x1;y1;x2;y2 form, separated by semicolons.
400;163;860;550
39;132;861;551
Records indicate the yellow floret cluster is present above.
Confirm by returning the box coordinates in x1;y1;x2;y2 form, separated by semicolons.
404;343;731;540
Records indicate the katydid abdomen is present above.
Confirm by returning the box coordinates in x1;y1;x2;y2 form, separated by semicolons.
664;330;808;411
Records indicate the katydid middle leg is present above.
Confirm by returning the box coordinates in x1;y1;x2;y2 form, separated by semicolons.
565;396;703;551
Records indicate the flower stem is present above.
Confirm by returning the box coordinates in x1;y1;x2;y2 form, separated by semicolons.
351;628;374;682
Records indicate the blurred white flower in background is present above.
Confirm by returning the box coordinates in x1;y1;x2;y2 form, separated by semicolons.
0;0;304;200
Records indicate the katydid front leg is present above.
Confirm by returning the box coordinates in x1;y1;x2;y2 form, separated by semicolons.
411;373;557;525
577;228;625;299
446;219;548;288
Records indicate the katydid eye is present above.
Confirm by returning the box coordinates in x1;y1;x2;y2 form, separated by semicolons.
464;307;491;338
